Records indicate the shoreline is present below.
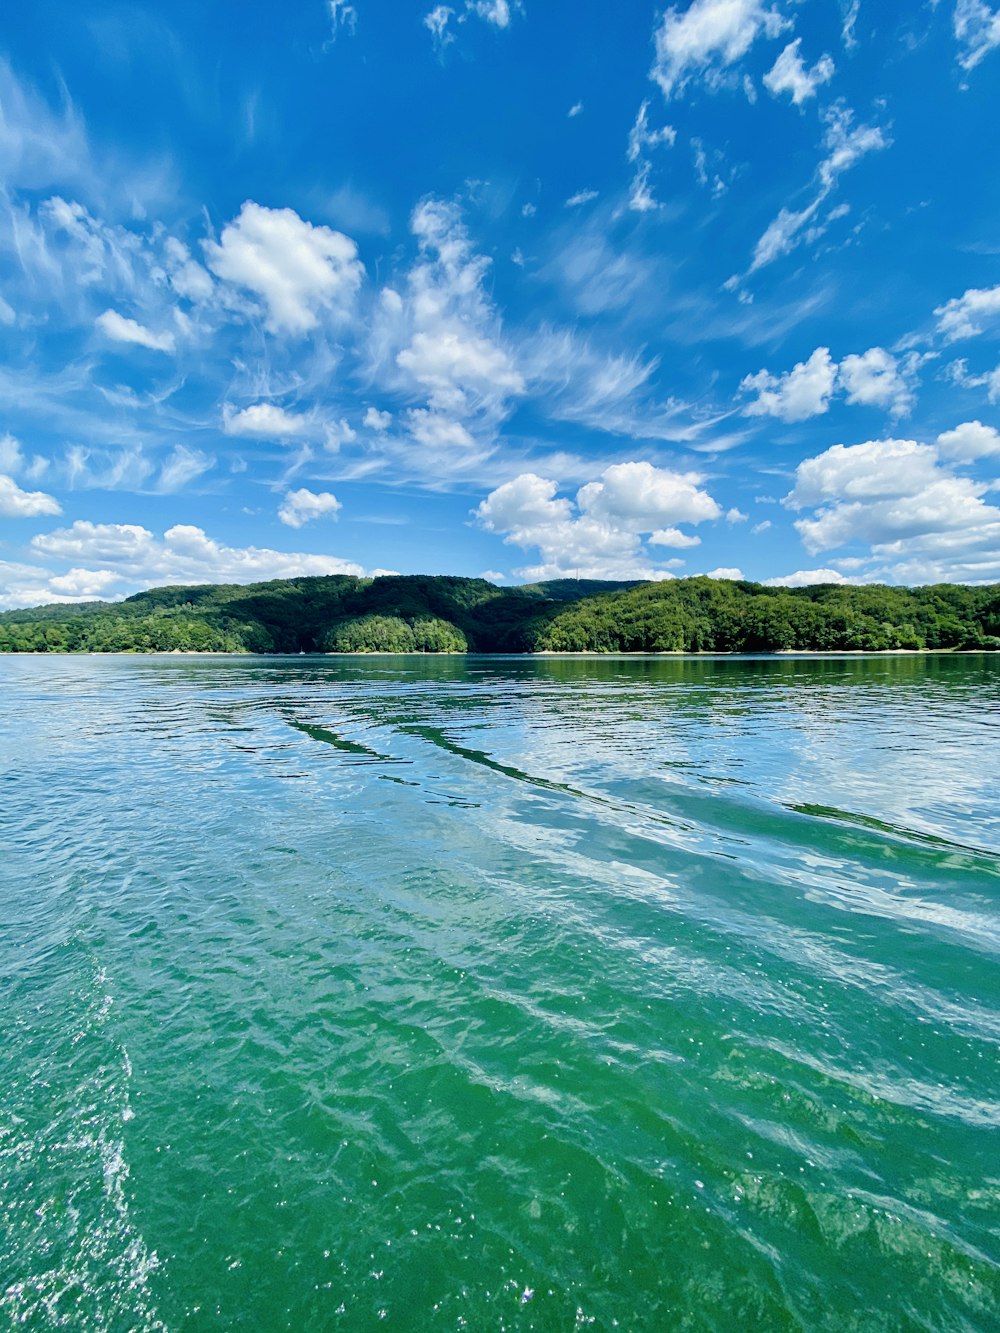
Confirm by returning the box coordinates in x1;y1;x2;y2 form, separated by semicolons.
2;648;997;659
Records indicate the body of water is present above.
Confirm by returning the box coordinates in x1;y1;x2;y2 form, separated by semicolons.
2;654;998;1331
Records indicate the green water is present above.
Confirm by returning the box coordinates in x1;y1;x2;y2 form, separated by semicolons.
1;654;998;1332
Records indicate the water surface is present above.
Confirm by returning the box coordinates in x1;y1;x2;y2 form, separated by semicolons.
2;654;999;1331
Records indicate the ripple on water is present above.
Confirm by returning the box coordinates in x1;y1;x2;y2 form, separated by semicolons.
1;654;998;1331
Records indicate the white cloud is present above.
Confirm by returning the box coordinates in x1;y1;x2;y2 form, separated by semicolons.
157;446;214;493
565;189;599;207
424;5;454;45
649;527;702;548
397;330;523;399
577;460;722;527
96;309;176;353
568;102;584;118
764;567;851;586
0;294;15;324
47;567;121;598
328;0;358;38
839;347;913;416
651;0;789;100
763;39;834;105
278;487;342;528
704;566;743;579
628;163;658;213
205;201;363;336
934;282;1000;341
785;437;1000;577
817;103;888;190
627;101;677;162
741;347;837;421
750;200;823;271
406;410;476;449
163;237;214;303
751;519;772;534
0;59;90;195
954;0;1000;72
726;507;748;522
948;357;1000;402
841;0;860;49
469;0;513;26
474;462;721;580
935;420;1000;460
369;198;523;465
423;0;518;46
222;403;311;438
742;346;914;420
323;418;358;450
788;438;941;509
364;407;392;430
0;474;62;518
749;103;888;271
0;434;25;474
31;521;365;588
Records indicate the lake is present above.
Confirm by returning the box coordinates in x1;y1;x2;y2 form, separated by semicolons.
2;654;998;1331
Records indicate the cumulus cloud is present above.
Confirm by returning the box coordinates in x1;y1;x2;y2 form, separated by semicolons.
704;566;744;580
474;461;721;580
205;202;364;336
763;39;834;105
223;403;311;438
742;346;914;420
935;420;1000;460
96;309;176;353
0;559;121;611
278;487;342;528
934;282;1000;341
954;0;1000;72
741;347;837;421
650;0;789;100
764;567;852;586
30;521;365;589
784;436;1000;581
577;460;722;526
649;527;702;548
839;347;914;416
364;407;392;430
0;474;62;518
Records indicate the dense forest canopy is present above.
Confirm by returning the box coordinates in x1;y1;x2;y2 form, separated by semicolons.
1;574;999;654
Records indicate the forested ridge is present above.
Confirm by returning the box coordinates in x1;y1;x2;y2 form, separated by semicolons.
1;574;999;654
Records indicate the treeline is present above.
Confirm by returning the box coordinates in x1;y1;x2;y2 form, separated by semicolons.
536;579;1000;653
0;574;998;654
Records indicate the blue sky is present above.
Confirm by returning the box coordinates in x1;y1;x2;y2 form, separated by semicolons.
2;0;1000;605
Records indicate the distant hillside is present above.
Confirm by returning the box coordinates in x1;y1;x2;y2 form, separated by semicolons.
0;573;998;653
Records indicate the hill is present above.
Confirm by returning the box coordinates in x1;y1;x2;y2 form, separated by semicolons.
0;574;998;654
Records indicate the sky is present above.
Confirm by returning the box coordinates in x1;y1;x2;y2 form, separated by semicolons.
1;0;1000;607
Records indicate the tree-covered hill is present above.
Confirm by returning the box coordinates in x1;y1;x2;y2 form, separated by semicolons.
0;574;998;653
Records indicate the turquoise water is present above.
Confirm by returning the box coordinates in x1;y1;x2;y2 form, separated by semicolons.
1;654;998;1332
